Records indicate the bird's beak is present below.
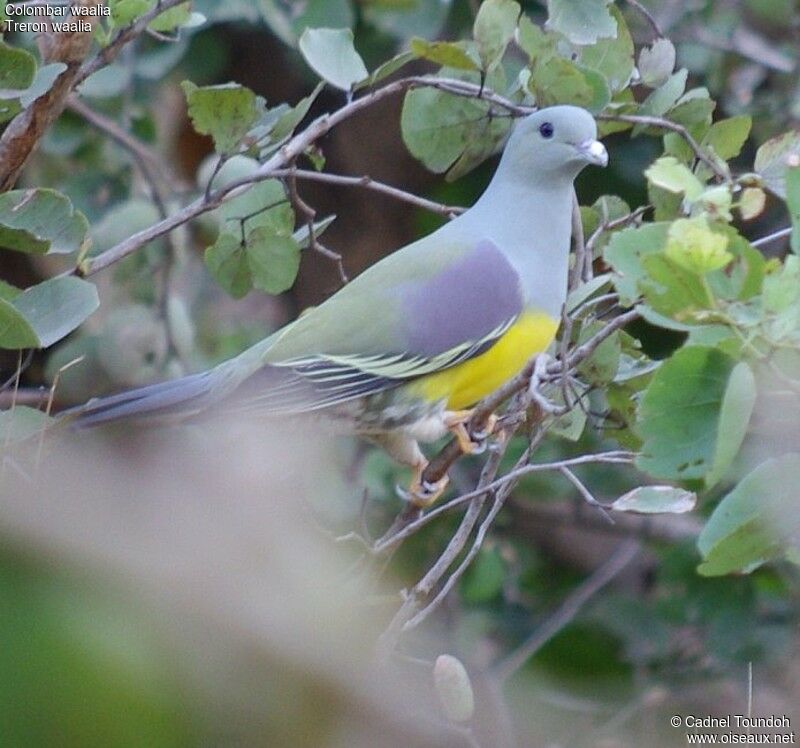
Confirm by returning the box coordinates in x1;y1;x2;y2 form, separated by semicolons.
576;139;608;167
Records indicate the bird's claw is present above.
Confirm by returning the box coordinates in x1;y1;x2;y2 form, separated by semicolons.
396;471;450;507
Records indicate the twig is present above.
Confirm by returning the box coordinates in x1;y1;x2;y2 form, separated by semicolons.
492;539;641;682
73;0;188;87
751;226;791;247
596;112;726;180
78;74;523;276
559;466;614;524
270;168;464;218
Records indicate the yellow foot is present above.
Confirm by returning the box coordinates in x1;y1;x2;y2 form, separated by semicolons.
444;410;499;455
397;460;450;508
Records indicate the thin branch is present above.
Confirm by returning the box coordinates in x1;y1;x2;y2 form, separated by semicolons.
596;112;726;180
78;75;522;276
270;168;464;218
73;0;188;87
751;226;791;247
493;540;641;682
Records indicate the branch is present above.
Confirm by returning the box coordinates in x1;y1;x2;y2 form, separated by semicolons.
596;112;726;180
73;0;189;87
0;0;102;191
78;75;522;276
492;539;641;682
752;225;791;247
271;168;464;218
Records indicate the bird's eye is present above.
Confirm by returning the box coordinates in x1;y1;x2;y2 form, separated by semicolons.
539;122;554;139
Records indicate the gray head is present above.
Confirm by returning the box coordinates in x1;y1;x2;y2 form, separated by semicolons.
498;105;608;184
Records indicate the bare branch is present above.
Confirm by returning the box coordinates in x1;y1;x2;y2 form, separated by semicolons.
752;226;791;247
596;112;726;180
271;168;464;218
493;539;641;682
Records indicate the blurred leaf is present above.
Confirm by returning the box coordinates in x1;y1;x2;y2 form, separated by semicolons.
109;0;151;27
706;362;757;487
298;28;368;91
603;222;670;305
149;1;191;32
611;485;696;514
665;216;732;275
577;322;621;386
268;82;324;144
638;38;675;88
0;406;53;444
246;228;301;295
785;166;800;253
0;189;89;255
702;116;751;160
645;156;703;200
0;40;36;91
409;39;479;71
293;215;336;249
698;454;800;576
668;88;715;130
579;6;634;93
738;187;766;220
546;0;616;45
0;278;99;350
90;199;162;257
182;81;258;154
460;547;506;604
515;15;558;61
754;130;800;197
433;655;475;724
78;63;133;98
473;0;520;72
636;346;740;480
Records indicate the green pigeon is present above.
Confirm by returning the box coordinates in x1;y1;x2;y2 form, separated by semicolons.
71;105;608;504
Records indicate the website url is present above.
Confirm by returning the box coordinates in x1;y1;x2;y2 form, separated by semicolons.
686;733;796;744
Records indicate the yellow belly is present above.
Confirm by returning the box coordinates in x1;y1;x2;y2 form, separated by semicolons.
409;311;559;411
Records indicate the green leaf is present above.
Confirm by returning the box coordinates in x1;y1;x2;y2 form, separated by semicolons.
0;40;36;91
298;27;368;91
611;485;696;514
637;38;676;88
706;362;757;487
205;233;251;299
698;455;800;576
579;6;634;93
664;216;732;274
636;346;741;481
355;51;415;90
0;277;99;350
109;0;152;27
149;1;191;32
577;321;620;386
182;81;258;155
702;116;752;160
268;82;324;144
754;130;800;197
633;69;687;135
644;156;704;200
546;0;616;45
603;222;670;305
0;189;89;255
515;15;558;61
401;73;510;176
785;166;800;253
409;38;478;71
529;57;610;113
473;0;520;72
0;406;53;444
18;64;67;109
245;227;301;295
638;253;711;321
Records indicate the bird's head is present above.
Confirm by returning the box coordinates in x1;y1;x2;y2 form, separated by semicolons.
503;105;608;182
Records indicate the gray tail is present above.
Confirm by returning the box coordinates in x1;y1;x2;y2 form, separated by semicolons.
67;371;215;428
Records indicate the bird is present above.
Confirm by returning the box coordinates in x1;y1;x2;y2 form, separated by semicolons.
69;105;608;506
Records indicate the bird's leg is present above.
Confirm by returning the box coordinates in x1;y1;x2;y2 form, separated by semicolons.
405;457;450;508
444;409;499;455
